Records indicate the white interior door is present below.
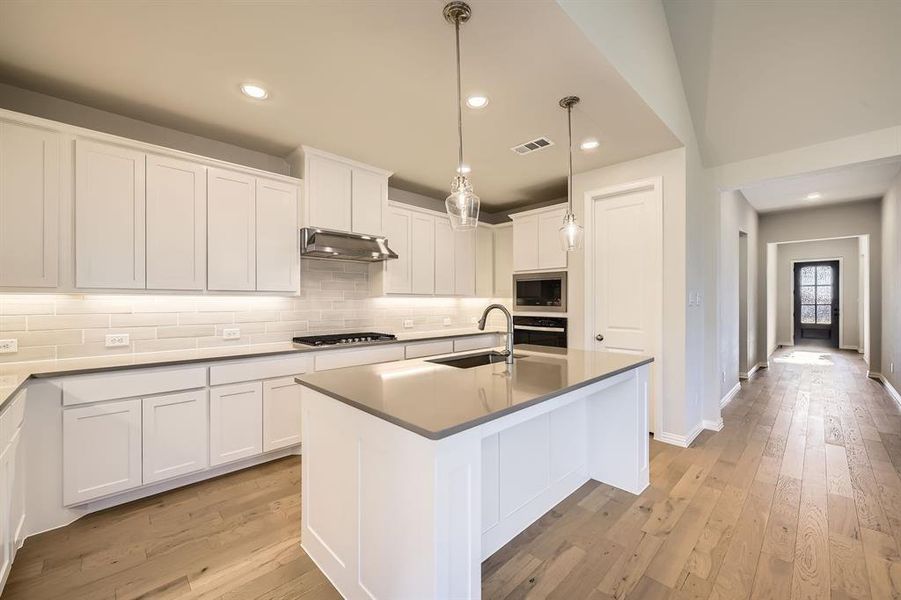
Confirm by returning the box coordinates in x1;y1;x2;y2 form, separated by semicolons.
589;182;661;432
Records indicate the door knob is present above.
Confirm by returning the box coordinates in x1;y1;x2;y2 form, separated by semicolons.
595;334;605;342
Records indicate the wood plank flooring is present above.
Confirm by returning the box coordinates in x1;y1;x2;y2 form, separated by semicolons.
7;346;901;599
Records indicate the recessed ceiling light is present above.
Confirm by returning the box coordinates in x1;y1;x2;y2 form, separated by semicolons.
465;95;489;109
240;83;269;100
580;139;600;151
457;164;471;174
806;192;822;200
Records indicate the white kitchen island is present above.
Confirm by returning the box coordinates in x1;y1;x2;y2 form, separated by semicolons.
296;345;652;600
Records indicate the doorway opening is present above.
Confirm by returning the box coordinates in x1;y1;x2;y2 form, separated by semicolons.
738;231;750;376
793;260;839;348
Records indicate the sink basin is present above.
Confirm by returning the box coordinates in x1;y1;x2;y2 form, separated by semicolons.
427;351;523;369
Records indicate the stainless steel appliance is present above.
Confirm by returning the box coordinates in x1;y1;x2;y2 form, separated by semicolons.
512;271;567;312
293;332;397;347
300;227;398;262
512;316;567;348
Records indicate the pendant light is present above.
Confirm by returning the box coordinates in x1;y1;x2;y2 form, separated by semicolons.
559;96;584;251
443;1;480;230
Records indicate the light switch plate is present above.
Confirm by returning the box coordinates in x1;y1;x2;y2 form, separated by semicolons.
105;334;130;348
222;328;241;340
403;320;414;329
0;339;18;354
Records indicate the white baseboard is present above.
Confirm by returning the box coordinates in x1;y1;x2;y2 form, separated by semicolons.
877;374;901;410
868;370;882;380
721;382;741;409
840;345;859;351
702;418;724;432
739;363;761;380
655;421;704;448
777;341;793;348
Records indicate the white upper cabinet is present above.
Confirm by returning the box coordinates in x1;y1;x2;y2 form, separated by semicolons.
493;224;513;296
454;228;476;296
0;122;59;288
511;206;567;272
145;154;206;290
207;167;256;291
256;178;299;292
307;154;352;232
384;206;412;294
434;217;455;296
302;147;391;235
475;225;494;297
352;169;386;236
75;140;146;289
410;212;436;295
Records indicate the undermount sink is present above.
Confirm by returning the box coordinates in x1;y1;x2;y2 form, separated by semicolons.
427;351;524;369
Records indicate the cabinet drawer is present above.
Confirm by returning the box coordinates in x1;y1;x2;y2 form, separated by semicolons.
209;354;309;386
453;334;499;353
61;366;207;406
405;340;454;359
314;345;404;372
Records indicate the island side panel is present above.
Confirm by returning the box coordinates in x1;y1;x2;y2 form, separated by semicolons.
587;363;650;495
300;388;483;600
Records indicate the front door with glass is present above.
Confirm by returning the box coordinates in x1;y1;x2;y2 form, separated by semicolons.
793;260;839;348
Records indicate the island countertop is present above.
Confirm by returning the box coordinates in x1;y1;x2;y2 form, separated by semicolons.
295;344;653;439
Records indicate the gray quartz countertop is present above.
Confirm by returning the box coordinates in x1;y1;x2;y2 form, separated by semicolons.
295;344;653;440
0;328;503;410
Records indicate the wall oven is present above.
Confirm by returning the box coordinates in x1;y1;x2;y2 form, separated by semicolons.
512;271;567;313
513;316;567;348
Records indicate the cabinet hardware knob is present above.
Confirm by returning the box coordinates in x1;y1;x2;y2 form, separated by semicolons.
595;334;605;342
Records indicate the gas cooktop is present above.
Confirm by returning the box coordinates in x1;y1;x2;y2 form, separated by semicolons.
292;332;397;347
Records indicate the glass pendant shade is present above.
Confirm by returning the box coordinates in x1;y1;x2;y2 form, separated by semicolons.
559;211;584;252
446;174;480;230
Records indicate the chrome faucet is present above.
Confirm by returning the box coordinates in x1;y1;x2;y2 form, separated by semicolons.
477;303;514;364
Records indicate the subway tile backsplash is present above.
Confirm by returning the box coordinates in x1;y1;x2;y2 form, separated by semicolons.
0;259;510;363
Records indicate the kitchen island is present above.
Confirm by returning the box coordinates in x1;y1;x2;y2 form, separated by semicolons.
296;344;652;600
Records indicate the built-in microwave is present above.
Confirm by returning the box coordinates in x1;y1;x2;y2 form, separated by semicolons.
512;271;567;313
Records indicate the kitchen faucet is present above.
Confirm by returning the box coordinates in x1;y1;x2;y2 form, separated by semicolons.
477;304;514;364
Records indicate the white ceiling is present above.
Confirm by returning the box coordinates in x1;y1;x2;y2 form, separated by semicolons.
663;0;901;167
740;158;901;213
0;0;681;211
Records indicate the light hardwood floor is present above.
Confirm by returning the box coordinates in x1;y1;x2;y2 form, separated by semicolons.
6;346;901;599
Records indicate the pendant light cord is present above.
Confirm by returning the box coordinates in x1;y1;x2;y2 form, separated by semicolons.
567;104;573;213
454;18;464;172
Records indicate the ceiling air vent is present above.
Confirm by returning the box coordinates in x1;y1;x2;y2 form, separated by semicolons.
511;136;554;155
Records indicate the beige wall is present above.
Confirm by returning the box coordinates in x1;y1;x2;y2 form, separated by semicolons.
775;237;860;349
757;200;882;368
882;171;901;390
718;190;758;397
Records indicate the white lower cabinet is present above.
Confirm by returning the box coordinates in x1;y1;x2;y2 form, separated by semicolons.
210;381;263;466
63;398;143;506
142;390;209;484
263;378;303;452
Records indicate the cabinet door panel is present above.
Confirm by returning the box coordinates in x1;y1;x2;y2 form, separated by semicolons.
63;399;142;505
410;213;435;295
146;154;206;290
538;210;567;270
256;178;299;292
208;168;256;291
475;226;494;297
142;390;208;484
351;169;385;236
75;140;146;288
0;122;59;287
384;207;411;294
454;229;476;296
512;215;539;272
434;218;455;295
263;377;303;452
210;382;263;466
493;226;513;296
0;443;8;584
308;155;352;232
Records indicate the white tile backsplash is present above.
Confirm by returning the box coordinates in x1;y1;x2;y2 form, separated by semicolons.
0;259;510;363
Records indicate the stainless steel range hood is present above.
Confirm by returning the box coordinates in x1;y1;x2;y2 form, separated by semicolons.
300;227;398;262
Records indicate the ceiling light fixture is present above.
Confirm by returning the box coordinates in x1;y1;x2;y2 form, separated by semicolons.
443;1;480;230
580;138;600;151
559;96;584;252
466;95;489;109
806;192;822;200
240;83;269;100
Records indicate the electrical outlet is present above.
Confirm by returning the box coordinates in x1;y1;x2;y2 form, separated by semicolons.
0;339;18;354
403;319;414;329
222;328;241;340
105;334;130;348
443;318;452;327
